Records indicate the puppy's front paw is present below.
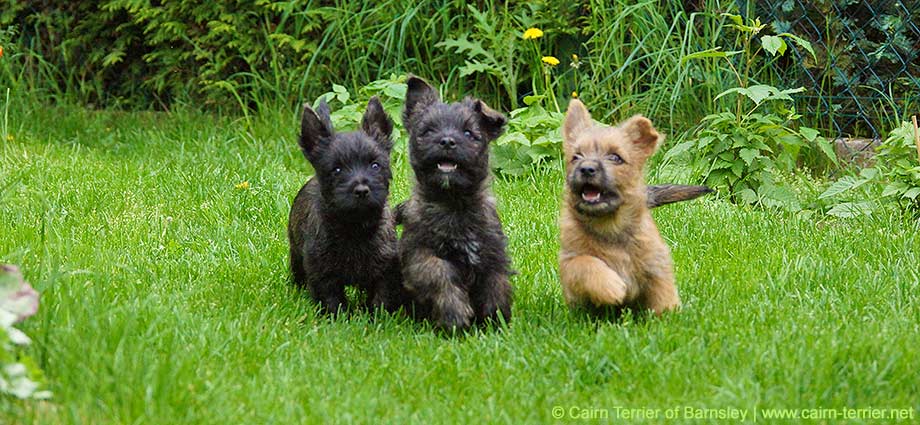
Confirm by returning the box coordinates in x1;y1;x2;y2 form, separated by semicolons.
590;279;628;307
560;255;631;308
435;300;474;332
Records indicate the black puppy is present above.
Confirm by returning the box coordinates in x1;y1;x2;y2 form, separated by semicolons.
288;97;405;313
398;76;513;332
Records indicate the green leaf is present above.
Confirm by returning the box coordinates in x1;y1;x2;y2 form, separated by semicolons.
775;133;803;148
827;201;874;218
495;132;530;147
457;61;500;77
680;48;742;64
815;138;838;165
761;35;786;56
712;159;733;170
715;85;773;105
858;167;879;180
522;95;545;106
381;83;407;101
731;134;750;148
778;32;817;61
331;84;349;103
527;144;554;162
758;184;801;211
531;134;561;147
102;50;126;67
903;187;920;200
722;13;745;27
882;181;908;197
436;34;490;60
818;177;857;199
739;148;759;165
737;188;759;204
730;160;744;177
721;13;764;33
664;141;695;160
779;87;807;96
696;136;716;150
799;127;819;142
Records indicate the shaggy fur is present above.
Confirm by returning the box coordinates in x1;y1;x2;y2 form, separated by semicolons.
398;75;513;332
646;184;712;208
288;97;406;313
558;99;681;315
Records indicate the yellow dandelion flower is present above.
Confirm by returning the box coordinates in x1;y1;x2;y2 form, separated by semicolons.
541;56;560;66
572;91;578;98
235;181;250;190
522;28;544;40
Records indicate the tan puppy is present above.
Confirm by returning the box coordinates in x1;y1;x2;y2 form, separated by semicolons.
558;100;679;315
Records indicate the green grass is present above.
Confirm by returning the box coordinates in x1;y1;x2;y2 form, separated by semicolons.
1;101;919;424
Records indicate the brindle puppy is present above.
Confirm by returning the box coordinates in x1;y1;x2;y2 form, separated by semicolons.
397;76;513;332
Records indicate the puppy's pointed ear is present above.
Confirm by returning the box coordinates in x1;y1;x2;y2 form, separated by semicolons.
563;99;592;146
473;99;507;142
361;96;394;151
621;115;662;158
300;99;334;161
403;75;439;128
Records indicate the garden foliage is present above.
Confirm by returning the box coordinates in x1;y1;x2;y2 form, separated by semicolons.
1;0;738;127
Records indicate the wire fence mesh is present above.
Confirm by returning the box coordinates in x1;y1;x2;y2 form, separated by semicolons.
739;0;920;142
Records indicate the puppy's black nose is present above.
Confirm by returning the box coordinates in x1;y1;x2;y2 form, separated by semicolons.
578;165;597;176
353;184;370;198
439;137;457;149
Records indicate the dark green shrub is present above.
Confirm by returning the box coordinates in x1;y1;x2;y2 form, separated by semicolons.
875;121;920;210
1;0;740;127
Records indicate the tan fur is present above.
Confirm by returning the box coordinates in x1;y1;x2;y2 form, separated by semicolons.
558;100;679;315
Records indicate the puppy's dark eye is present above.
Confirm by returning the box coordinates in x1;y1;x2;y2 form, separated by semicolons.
464;130;473;139
571;153;583;163
607;154;624;165
370;162;380;170
333;167;342;175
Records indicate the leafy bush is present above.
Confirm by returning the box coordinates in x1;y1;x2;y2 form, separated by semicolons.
1;1;577;111
669;14;837;210
0;0;742;130
492;103;563;176
2;1;464;109
813;168;879;217
314;75;409;147
875;121;920;209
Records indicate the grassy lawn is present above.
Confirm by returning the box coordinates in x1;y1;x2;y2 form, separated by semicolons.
1;104;918;424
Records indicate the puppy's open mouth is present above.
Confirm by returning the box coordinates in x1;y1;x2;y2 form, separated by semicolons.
437;161;458;173
580;185;606;204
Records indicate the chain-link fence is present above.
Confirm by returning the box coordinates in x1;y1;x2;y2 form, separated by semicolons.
740;0;920;141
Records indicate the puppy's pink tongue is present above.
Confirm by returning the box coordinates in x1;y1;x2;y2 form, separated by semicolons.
581;189;601;202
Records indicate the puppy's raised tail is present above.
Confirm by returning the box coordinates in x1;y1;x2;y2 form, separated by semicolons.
646;184;713;208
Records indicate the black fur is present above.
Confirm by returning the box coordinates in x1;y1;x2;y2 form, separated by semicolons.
288;97;407;314
398;75;513;332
